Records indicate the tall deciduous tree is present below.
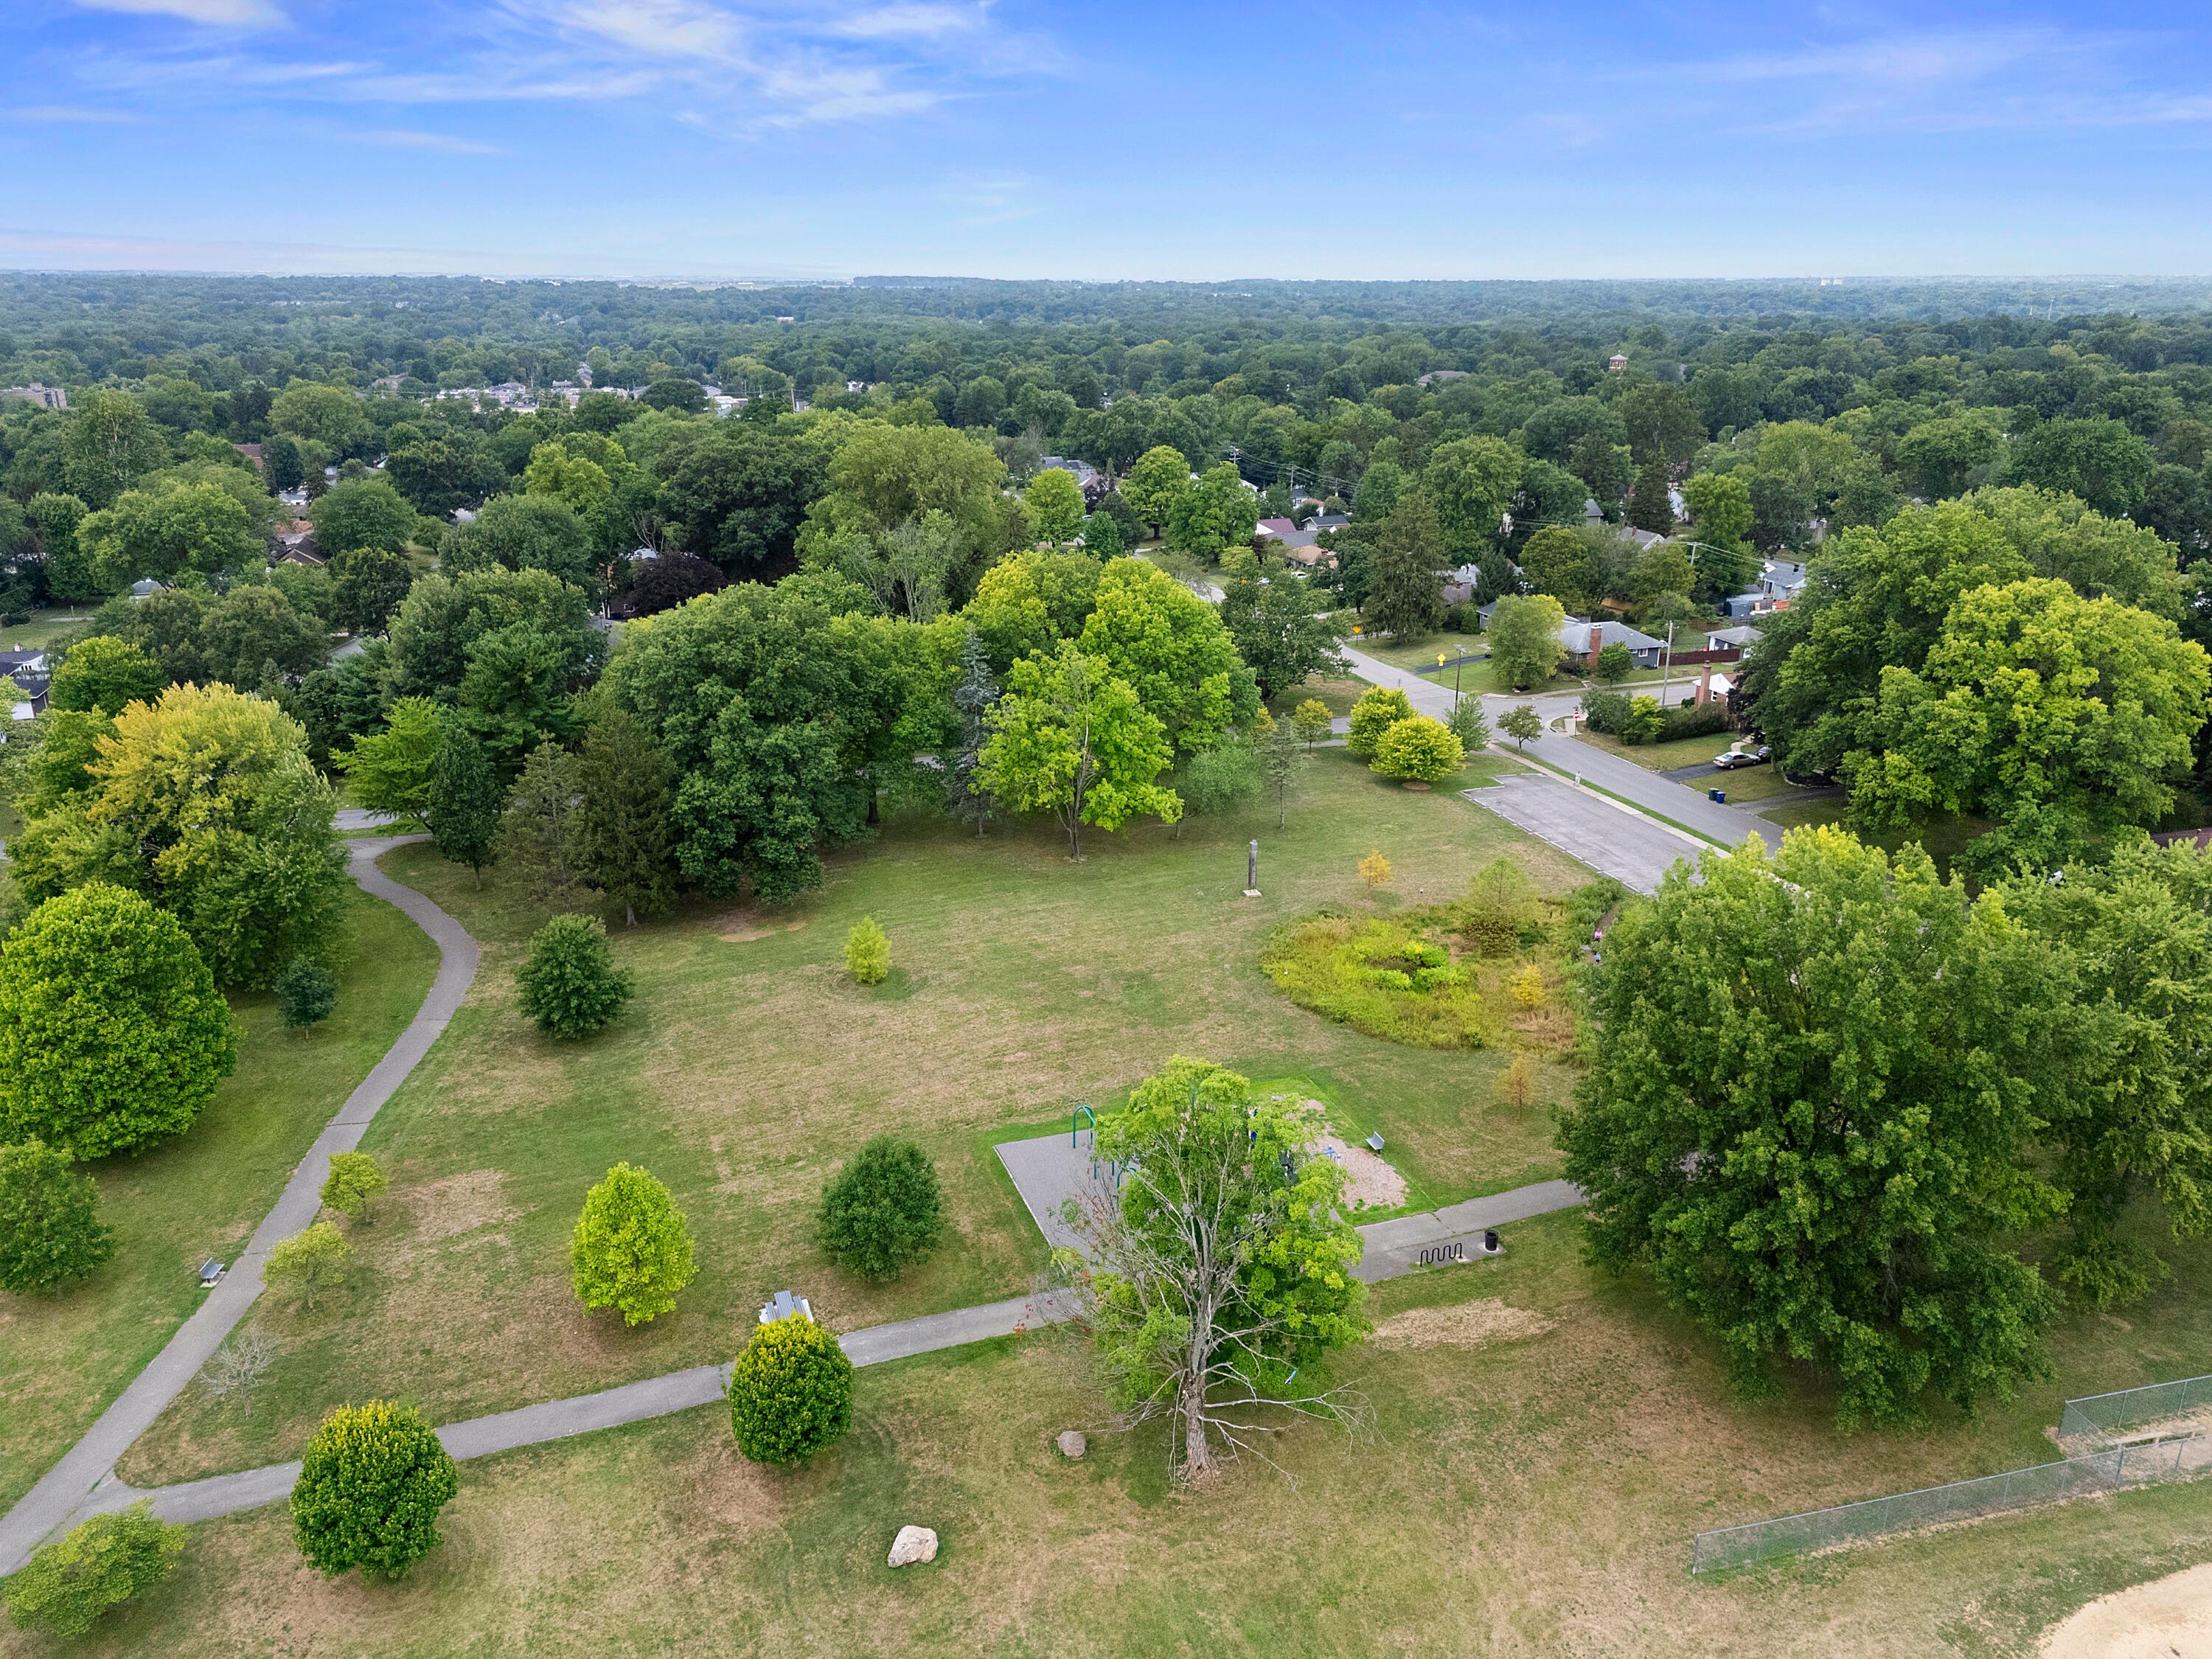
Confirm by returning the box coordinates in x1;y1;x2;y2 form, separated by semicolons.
1219;566;1345;700
61;390;164;508
947;625;998;835
1852;577;2210;869
1063;1057;1367;1484
1559;829;2066;1427
1024;466;1086;544
1486;594;1566;690
2003;840;2212;1306
1078;556;1259;760
335;697;442;830
978;641;1180;858
1165;462;1259;560
12;683;347;988
307;477;417;556
1120;445;1192;538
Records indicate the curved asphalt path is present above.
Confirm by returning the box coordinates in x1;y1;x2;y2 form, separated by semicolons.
0;835;478;1576
1;815;1592;1559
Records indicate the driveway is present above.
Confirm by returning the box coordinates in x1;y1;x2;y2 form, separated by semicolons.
1461;773;1706;894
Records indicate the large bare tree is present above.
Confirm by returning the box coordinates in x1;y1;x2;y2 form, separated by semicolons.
1059;1057;1368;1483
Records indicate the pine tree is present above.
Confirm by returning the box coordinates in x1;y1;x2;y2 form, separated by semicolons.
1629;456;1674;535
498;742;597;912
947;627;998;837
575;706;676;927
428;723;503;886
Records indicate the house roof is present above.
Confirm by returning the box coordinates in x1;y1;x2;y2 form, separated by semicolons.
1763;559;1808;591
1257;517;1297;537
1706;625;1762;647
1559;617;1665;653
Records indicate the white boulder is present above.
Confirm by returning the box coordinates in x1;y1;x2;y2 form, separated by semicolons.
888;1525;938;1568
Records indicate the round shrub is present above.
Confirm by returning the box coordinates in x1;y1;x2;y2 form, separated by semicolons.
1618;695;1665;745
0;1138;114;1294
844;916;890;987
1;1501;184;1637
0;883;237;1158
291;1400;459;1581
728;1315;853;1465
570;1161;696;1326
1371;715;1465;783
516;914;633;1040
817;1136;944;1280
1345;686;1414;757
276;956;338;1029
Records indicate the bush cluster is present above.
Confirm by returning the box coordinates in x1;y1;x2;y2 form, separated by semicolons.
1262;911;1491;1050
2;1502;184;1637
516;914;633;1040
816;1136;943;1280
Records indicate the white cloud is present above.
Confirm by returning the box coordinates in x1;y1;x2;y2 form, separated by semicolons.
833;4;985;42
349;128;507;156
72;0;284;26
17;104;142;122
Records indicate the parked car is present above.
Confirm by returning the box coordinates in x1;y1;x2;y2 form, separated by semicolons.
1714;742;1770;770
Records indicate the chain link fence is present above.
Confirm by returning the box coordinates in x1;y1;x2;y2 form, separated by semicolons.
1691;1374;2212;1575
2060;1374;2212;1445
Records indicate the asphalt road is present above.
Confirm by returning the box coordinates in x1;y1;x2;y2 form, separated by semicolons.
1462;773;1707;894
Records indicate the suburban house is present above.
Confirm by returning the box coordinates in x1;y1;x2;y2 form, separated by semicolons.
0;383;67;411
1558;616;1665;669
1706;623;1762;651
129;577;164;599
1721;558;1809;619
0;650;50;726
1036;456;1106;503
1415;369;1468;387
232;442;264;470
272;520;323;565
1255;518;1337;571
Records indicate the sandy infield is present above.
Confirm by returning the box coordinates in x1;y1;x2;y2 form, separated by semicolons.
2039;1561;2212;1658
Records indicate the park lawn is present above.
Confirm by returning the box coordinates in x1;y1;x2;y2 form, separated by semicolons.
1271;673;1365;718
57;1210;2212;1659
0;883;438;1512
117;747;1587;1489
1703;765;1815;804
1354;635;1482;674
1572;729;1736;771
0;608;93;651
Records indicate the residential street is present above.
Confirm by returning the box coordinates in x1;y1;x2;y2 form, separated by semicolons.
1338;645;1781;853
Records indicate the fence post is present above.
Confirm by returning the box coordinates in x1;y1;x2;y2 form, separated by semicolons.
2114;1444;2126;1487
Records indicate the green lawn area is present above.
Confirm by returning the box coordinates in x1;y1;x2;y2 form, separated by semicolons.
0;883;438;1512
58;1208;2212;1658
0;609;92;652
1352;634;1482;674
1572;729;1737;771
116;748;1589;1489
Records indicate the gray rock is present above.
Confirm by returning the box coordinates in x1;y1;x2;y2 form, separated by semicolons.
1057;1430;1087;1459
888;1524;938;1568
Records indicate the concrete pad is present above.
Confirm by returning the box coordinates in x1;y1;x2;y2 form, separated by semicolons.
995;1133;1125;1253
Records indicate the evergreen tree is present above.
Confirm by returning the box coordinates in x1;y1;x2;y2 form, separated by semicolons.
575;706;676;926
498;742;597;912
427;723;503;886
1629;456;1674;535
947;626;998;836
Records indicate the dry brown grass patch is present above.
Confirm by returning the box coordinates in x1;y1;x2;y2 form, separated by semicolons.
1369;1298;1556;1352
403;1168;519;1243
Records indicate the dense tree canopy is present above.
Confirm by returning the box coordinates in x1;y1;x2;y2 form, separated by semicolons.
1561;830;2067;1427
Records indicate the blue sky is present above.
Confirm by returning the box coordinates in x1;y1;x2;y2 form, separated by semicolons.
6;1;2212;280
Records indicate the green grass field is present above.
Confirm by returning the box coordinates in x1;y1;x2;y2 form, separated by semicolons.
115;748;1587;1489
0;610;93;652
45;1209;2212;1658
0;885;438;1512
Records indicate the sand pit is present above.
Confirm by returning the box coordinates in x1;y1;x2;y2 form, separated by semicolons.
1310;1131;1408;1210
2038;1562;2212;1659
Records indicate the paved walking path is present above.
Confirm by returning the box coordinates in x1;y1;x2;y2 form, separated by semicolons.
0;836;479;1576
1338;646;1778;851
4;768;1604;1562
59;1172;1582;1534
